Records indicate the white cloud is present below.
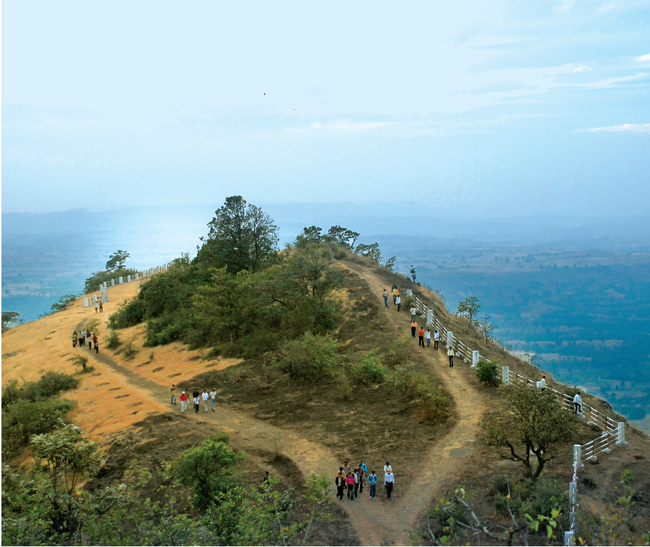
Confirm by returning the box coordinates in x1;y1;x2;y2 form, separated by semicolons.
597;3;615;12
572;65;590;72
588;123;650;134
635;53;650;63
309;121;392;132
555;0;575;13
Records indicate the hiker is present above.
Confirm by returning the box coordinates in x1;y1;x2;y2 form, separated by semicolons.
193;393;200;414
72;330;78;348
419;327;425;347
335;470;346;500
93;334;99;353
95;301;99;313
447;346;454;367
410;306;417;321
359;461;368;489
180;390;188;412
346;473;355;500
353;468;361;497
171;384;176;405
385;468;395;500
384;462;392;474
202;389;210;412
434;330;439;350
574;393;583;415
368;470;378;499
411;320;417;337
99;301;104;313
540;376;547;392
342;461;351;476
210;387;217;411
79;330;86;348
425;329;431;347
395;295;401;312
383;288;389;308
392;285;398;305
88;333;93;350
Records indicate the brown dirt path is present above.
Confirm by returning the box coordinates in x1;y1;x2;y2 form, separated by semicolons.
339;261;492;543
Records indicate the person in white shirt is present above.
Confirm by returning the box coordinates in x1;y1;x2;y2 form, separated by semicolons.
384;470;395;499
210;388;217;411
410;307;417;321
202;389;210;412
425;329;431;348
573;393;582;415
395;295;401;312
447;347;454;367
193;395;200;414
540;376;546;392
434;330;440;350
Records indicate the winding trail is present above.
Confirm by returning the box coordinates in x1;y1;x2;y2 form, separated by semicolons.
77;264;490;545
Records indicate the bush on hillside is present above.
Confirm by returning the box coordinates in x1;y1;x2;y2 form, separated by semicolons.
84;268;140;294
415;387;451;425
106;331;122;350
385;336;411;367
349;351;388;385
2;372;79;408
475;360;501;386
275;333;340;383
108;298;146;329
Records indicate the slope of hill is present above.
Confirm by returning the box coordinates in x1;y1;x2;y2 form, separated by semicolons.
2;255;649;545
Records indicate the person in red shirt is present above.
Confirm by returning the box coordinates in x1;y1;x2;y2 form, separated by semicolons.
179;390;188;412
418;327;425;347
346;473;356;501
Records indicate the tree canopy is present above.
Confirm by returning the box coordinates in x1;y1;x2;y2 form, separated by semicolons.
2;311;20;332
106;250;130;272
196;195;279;273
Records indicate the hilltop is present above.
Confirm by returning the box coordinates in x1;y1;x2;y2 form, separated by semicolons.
2;201;649;546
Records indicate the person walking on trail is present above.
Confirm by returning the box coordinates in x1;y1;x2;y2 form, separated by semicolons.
180;390;188;412
410;306;418;321
171;384;176;405
418;327;425;347
411;320;418;337
72;331;78;348
342;461;351;476
573;393;582;415
346;473;356;500
539;376;547;392
79;330;86;348
93;334;99;353
353;468;361;498
202;389;210;412
425;328;431;348
368;470;378;499
383;289;389;308
210;387;217;411
434;330;440;350
193;394;200;414
359;461;367;490
99;301;103;313
394;287;400;305
447;346;454;367
335;470;346;501
88;333;93;350
385;469;395;499
95;301;99;313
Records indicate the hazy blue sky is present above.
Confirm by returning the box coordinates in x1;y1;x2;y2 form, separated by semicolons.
3;0;649;217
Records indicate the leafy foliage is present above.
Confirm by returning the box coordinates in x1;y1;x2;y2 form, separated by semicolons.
106;250;130;272
105;330;122;349
274;333;341;383
479;383;578;479
355;242;382;263
349;351;388;385
321;225;359;249
475;359;501;386
2;311;20;331
384;256;397;271
295;225;322;248
457;295;480;323
51;294;78;313
84;267;139;293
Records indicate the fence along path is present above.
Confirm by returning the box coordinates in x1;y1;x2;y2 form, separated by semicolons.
408;290;628;545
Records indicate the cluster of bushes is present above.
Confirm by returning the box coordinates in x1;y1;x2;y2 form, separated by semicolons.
2;372;79;460
109;244;343;359
84;268;140;294
272;333;450;425
2;426;333;546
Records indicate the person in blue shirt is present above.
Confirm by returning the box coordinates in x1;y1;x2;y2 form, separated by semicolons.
368;470;378;499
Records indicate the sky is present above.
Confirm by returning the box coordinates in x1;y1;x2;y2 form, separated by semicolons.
2;0;650;218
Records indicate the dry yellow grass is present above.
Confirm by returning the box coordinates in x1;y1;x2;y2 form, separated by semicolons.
1;280;239;443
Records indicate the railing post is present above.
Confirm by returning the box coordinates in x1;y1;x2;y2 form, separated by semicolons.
111;279;115;287
501;365;510;384
472;350;479;368
407;289;413;297
564;531;575;546
573;444;584;470
119;277;124;284
616;422;627;446
569;481;577;505
84;297;89;308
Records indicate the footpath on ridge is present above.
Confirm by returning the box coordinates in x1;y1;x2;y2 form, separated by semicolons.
75;263;491;546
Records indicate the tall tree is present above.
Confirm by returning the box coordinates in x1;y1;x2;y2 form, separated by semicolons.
2;311;20;332
355;242;382;263
457;296;480;323
106;250;130;272
197;196;278;273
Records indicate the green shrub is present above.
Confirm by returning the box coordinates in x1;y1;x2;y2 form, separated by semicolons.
338;375;352;399
350;351;388;385
122;339;138;360
84;268;139;293
2;398;76;460
385;336;411;367
108;298;146;329
275;333;340;383
415;387;451;425
387;363;429;398
106;331;122;350
2;372;79;408
475;360;501;386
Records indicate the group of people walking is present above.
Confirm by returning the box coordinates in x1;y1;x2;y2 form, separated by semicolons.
335;461;395;501
178;387;218;413
385;287;457;367
72;330;99;353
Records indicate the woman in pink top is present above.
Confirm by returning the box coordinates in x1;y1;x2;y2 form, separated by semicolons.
346;473;356;501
